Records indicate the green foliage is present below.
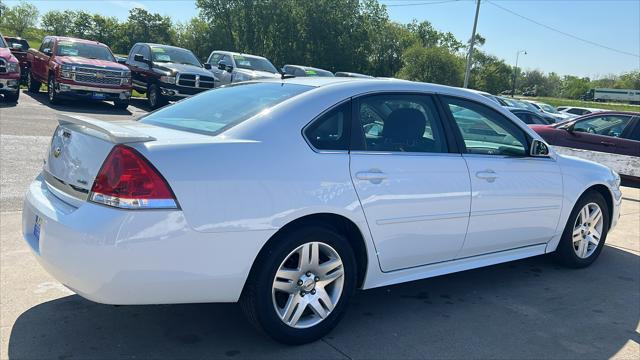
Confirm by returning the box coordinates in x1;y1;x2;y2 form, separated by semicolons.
119;8;174;53
0;0;39;37
396;44;464;86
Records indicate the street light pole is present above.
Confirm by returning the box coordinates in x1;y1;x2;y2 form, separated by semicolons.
511;50;527;97
463;0;481;88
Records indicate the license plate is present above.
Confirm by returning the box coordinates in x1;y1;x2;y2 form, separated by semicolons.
33;215;43;241
92;92;107;100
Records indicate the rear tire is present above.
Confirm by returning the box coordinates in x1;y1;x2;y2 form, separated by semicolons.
554;190;609;268
27;70;40;93
241;225;356;344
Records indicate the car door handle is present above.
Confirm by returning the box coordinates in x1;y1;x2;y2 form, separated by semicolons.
600;141;616;147
355;170;387;184
476;170;498;182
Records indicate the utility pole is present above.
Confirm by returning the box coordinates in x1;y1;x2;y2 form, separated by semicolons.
511;50;527;97
463;0;481;88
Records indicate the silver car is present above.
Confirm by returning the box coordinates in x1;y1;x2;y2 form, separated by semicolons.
206;51;280;85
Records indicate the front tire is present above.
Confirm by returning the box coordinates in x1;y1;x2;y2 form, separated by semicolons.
554;190;609;268
27;70;41;93
147;84;167;109
241;225;356;344
4;90;20;102
113;100;129;110
48;75;60;104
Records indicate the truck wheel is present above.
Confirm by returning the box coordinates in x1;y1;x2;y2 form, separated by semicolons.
147;84;167;109
113;100;129;110
4;90;20;103
27;71;41;93
47;75;60;104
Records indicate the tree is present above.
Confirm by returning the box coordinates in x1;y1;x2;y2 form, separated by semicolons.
41;10;74;36
0;0;7;18
1;0;39;37
468;51;512;94
121;8;175;52
396;44;464;86
561;75;591;99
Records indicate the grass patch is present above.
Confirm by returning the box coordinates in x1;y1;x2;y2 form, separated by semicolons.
520;96;639;112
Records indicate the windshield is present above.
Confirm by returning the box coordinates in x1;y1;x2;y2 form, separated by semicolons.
5;38;28;50
140;83;312;135
304;68;334;77
537;103;558;113
151;46;201;66
56;41;114;61
233;55;278;73
0;37;7;48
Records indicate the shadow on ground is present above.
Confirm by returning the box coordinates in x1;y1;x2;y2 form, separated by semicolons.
17;90;151;114
8;247;639;359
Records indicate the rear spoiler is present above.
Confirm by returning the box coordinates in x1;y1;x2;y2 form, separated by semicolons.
58;114;156;144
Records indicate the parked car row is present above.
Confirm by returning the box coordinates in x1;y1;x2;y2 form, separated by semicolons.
2;33;378;109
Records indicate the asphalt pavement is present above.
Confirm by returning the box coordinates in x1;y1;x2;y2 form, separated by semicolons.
1;91;639;359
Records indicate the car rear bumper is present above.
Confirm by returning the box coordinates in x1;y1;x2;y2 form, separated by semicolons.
56;82;132;101
22;174;275;305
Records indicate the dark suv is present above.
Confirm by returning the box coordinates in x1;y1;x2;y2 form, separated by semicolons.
126;43;215;109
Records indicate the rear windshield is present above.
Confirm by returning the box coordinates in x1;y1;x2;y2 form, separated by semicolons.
139;83;312;135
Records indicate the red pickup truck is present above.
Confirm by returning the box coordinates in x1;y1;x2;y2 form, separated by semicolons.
0;34;21;102
26;36;132;108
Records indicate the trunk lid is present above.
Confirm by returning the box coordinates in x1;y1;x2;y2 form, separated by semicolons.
43;114;207;207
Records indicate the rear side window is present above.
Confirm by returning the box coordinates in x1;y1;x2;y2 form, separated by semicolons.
444;96;529;157
355;94;448;153
140;83;312;135
304;102;351;151
512;112;532;124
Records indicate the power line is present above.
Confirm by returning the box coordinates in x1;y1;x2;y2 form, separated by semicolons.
486;0;640;58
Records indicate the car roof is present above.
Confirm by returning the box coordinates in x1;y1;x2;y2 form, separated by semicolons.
138;43;192;51
284;64;331;72
212;50;268;59
561;106;606;111
49;36;108;47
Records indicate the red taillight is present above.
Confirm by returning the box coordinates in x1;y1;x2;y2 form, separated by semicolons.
90;145;178;209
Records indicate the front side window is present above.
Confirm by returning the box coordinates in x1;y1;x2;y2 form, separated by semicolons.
140;83;312;135
444;97;528;156
573;115;633;137
356;94;448;153
55;41;114;61
304;102;350;151
208;53;222;65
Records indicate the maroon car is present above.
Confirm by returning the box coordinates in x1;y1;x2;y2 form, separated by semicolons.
531;111;640;180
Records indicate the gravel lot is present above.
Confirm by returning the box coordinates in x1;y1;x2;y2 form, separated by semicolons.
1;91;639;359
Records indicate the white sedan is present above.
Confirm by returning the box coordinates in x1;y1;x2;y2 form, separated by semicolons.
23;78;622;344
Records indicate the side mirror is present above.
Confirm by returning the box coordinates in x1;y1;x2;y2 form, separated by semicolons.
203;63;212;70
225;64;234;73
43;48;52;56
217;60;227;70
11;43;22;51
530;139;550;157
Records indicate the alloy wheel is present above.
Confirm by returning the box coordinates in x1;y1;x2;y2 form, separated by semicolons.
572;202;603;259
271;241;345;329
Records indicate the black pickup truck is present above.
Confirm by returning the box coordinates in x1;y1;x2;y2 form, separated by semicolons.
126;43;215;109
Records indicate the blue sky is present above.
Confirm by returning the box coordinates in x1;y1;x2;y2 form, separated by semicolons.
8;0;640;78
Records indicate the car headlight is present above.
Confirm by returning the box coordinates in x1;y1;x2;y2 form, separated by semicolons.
60;64;74;78
7;62;19;73
160;75;176;84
